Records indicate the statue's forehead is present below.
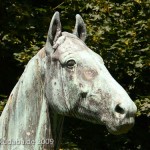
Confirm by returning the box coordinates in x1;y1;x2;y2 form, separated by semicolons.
53;32;104;64
55;39;90;63
57;35;89;53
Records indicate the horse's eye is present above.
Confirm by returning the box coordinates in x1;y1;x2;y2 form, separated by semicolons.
66;60;76;69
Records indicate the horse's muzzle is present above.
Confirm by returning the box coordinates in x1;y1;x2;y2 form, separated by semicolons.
106;117;135;135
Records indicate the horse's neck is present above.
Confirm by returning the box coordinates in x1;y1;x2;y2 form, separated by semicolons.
0;48;64;150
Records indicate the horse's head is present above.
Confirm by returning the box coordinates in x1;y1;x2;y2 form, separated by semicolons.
44;12;137;135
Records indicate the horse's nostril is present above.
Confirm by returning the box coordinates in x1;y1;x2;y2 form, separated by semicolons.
115;104;125;114
81;92;87;99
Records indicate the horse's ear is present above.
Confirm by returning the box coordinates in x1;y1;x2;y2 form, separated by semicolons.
46;12;62;54
73;14;86;42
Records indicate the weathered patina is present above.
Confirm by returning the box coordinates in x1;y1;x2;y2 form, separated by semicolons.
0;12;137;150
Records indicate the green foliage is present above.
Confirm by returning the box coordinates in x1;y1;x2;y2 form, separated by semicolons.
0;0;150;149
0;95;7;115
136;97;150;117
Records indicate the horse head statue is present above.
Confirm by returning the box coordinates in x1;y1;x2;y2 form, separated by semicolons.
0;12;137;150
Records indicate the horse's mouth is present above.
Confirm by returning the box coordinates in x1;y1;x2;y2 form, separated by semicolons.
106;118;135;135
